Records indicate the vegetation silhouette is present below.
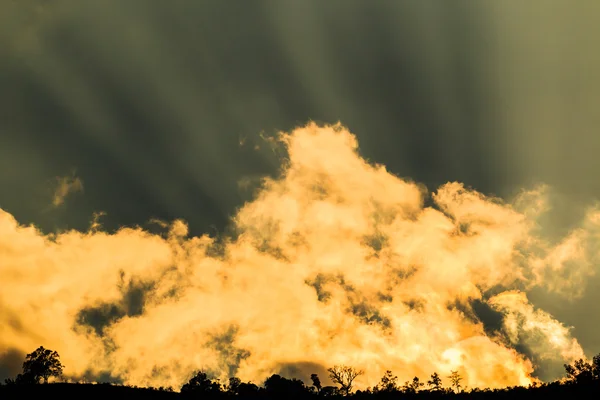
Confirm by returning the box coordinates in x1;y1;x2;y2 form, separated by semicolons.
427;372;443;392
2;346;600;399
447;371;463;393
4;346;64;385
180;371;223;397
328;365;364;396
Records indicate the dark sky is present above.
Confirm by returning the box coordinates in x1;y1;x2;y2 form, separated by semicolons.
3;1;597;237
1;0;600;376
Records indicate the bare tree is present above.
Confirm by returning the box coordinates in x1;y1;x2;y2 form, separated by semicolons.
327;365;364;396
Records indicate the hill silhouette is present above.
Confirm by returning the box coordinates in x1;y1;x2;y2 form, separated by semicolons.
2;346;600;399
2;379;600;400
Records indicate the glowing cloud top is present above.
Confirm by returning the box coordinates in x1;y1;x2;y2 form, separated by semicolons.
0;123;598;390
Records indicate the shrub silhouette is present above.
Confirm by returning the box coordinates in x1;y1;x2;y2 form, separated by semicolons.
263;374;310;398
318;386;340;397
237;381;260;398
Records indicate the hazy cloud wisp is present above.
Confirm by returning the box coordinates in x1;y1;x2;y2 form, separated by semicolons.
51;173;84;207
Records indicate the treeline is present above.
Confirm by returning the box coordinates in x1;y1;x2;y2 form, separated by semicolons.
2;346;600;399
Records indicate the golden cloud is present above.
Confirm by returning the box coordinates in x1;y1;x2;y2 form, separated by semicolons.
0;123;596;390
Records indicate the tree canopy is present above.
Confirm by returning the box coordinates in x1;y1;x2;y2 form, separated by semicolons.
10;346;64;384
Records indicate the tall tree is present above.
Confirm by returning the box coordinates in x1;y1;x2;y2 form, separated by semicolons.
448;370;462;393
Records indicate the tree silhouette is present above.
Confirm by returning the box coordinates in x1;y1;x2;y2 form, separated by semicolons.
263;374;309;398
180;371;222;396
227;377;242;395
310;373;322;393
402;377;423;394
8;357;600;399
327;365;364;396
564;358;595;384
448;370;463;393
237;381;261;397
373;370;398;393
593;354;600;380
18;346;64;384
427;372;443;391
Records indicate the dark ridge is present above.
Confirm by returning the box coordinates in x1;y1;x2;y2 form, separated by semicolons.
4;345;600;399
2;380;600;399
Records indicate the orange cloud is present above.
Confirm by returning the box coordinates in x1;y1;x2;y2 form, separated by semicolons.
0;123;597;390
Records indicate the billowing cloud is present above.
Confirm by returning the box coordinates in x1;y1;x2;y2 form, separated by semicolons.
488;290;584;380
0;123;598;390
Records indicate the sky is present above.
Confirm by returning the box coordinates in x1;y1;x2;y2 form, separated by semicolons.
1;0;600;391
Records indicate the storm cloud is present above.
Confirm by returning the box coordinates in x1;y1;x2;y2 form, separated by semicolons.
1;0;600;391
